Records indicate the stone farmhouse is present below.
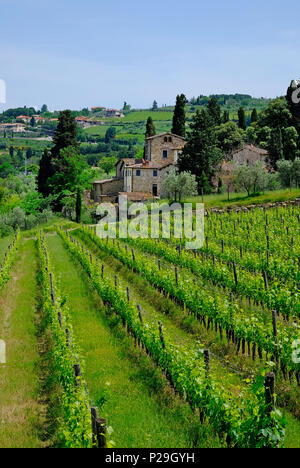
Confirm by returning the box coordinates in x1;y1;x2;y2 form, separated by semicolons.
91;132;186;203
221;144;270;174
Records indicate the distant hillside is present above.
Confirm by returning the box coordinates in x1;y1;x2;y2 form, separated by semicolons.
188;93;271;111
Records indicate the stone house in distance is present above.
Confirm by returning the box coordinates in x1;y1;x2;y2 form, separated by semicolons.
91;132;186;203
216;144;270;189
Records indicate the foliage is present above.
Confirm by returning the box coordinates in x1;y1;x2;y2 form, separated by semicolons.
161;167;198;201
216;121;245;154
98;156;117;175
37;233;92;448
178;110;222;187
145;117;156;137
61;227;287;448
172;94;186;137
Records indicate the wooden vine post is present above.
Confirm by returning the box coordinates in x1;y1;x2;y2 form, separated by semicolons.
91;407;107;448
272;310;279;364
49;273;55;306
265;372;275;417
158;321;166;349
204;349;210;379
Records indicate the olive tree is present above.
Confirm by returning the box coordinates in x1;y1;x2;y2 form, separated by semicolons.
161;167;198;201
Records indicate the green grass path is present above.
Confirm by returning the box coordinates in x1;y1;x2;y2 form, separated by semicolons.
0;239;46;448
46;233;219;448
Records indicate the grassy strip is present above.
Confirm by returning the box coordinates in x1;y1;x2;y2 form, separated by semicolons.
184;188;300;209
0;239;46;448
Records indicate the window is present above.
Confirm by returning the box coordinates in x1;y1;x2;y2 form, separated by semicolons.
136;170;141;176
168;137;172;142
153;170;158;177
164;137;168;142
163;150;168;158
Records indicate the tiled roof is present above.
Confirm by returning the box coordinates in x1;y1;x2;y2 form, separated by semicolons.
146;132;186;141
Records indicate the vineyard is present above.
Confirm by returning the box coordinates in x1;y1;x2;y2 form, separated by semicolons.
0;204;299;448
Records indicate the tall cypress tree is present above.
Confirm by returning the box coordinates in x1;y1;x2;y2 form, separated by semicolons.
172;94;186;137
37;149;54;197
178;110;222;188
51;110;78;160
238;107;246;130
251;108;258;123
223;110;230;123
75;187;82;223
207;97;221;125
145;117;156;137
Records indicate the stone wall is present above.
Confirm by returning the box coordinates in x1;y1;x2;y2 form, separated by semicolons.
92;178;124;202
132;166;170;195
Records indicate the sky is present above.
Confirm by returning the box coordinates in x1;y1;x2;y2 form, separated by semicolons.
0;0;299;111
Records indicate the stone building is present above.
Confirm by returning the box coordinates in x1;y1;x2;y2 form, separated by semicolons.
91;132;186;203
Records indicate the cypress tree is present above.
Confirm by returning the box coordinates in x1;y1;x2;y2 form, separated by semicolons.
75;187;82;223
172;94;186;137
251;108;258;123
223;110;230;123
37;149;54;197
145;117;156;137
207;97;221;125
238;107;246;130
178;110;222;189
51;110;78;160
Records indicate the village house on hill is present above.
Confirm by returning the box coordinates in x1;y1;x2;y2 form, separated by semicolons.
91;132;186;203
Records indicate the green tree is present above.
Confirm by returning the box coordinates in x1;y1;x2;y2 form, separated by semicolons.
49;146;88;209
105;127;116;144
238;107;246;130
259;98;292;129
38;149;54;197
216;121;245;155
161;167;198;201
268;127;283;168
198;171;211;194
98;156;117;175
178;110;222;188
172;94;186;137
251;108;258;123
222;110;230;123
75;187;82;223
283;126;299;161
152;100;158;111
41;104;48;113
145;117;156;137
30;116;36;127
277;159;293;189
207;97;221;125
52;110;78;159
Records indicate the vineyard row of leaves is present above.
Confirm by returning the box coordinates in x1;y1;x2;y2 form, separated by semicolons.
59;228;286;448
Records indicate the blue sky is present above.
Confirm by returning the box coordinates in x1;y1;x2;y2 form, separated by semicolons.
0;0;299;110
